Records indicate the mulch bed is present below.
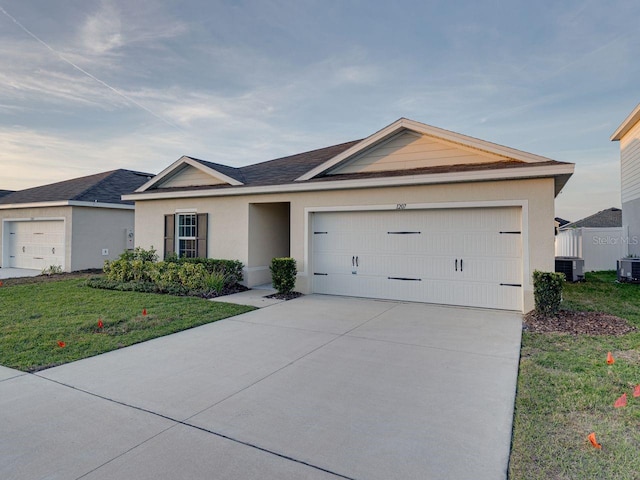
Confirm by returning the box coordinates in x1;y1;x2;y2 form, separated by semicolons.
265;291;303;301
523;310;637;336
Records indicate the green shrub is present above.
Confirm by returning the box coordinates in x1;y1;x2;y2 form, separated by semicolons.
178;262;208;291
533;270;565;316
270;257;297;294
205;270;227;294
98;248;243;296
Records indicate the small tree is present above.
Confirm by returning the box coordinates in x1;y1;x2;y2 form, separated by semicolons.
533;270;565;316
270;257;297;294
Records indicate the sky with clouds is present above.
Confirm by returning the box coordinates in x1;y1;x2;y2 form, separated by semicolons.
0;0;638;221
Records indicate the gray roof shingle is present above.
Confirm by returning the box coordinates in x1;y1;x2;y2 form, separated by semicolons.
560;207;622;229
0;190;14;198
185;140;362;188
0;170;153;206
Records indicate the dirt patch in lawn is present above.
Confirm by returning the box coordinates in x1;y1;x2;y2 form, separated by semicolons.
0;270;102;287
523;310;636;336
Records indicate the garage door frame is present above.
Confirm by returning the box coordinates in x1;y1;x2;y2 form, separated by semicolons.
2;217;67;270
303;200;529;311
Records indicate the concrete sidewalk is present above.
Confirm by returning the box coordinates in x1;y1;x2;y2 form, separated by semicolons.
1;296;522;480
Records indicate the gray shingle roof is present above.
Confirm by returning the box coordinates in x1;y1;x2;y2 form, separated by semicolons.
185;140;362;188
0;190;14;198
560;208;622;229
0;170;153;206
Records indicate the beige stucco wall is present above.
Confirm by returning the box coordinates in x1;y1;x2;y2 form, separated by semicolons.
247;202;290;286
71;207;135;271
0;206;73;271
133;177;556;312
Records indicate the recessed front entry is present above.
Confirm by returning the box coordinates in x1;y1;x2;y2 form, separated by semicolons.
312;207;523;310
5;220;65;270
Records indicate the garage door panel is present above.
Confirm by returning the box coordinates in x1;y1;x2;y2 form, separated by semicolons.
312;207;523;311
6;220;65;270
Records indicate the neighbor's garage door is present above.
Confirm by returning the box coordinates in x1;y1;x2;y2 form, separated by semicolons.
6;220;65;270
312;207;523;310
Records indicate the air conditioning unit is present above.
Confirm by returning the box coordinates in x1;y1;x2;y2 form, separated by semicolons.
555;256;585;282
617;258;640;283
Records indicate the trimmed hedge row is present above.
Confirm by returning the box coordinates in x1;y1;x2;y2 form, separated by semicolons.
93;247;244;296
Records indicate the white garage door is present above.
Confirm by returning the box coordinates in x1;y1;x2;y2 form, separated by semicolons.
6;220;65;270
312;207;523;310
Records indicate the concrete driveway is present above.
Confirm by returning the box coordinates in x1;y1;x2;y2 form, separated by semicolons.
0;295;522;480
0;267;40;279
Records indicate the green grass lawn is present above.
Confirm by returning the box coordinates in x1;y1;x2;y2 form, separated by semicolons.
0;278;254;371
509;272;640;479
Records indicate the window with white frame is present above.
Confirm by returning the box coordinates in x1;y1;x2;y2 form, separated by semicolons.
177;213;197;258
163;212;208;259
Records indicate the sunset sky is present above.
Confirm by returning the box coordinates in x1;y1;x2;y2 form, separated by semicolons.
1;0;638;221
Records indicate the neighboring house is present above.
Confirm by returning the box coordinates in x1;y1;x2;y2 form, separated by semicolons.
554;216;570;234
559;207;622;230
124;118;574;312
0;169;152;272
612;104;640;256
556;208;626;271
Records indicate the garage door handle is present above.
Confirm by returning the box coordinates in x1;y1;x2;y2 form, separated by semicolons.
22;246;25;253
356;256;359;267
455;258;458;271
352;256;355;267
460;259;463;272
52;247;55;254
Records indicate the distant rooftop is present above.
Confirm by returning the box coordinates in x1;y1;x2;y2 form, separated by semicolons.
0;170;153;206
560;207;621;229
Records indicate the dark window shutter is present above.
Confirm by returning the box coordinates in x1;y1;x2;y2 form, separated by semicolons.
164;214;175;259
196;213;208;258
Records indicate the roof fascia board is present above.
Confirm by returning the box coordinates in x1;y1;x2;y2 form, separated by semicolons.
296;118;556;181
183;158;243;186
134;156;243;193
0;201;133;210
134;156;190;192
124;163;575;201
611;103;640;141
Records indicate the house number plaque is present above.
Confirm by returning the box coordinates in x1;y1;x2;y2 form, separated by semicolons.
396;203;407;210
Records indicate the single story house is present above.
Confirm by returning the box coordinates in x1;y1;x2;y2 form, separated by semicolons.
612;104;640;256
555;208;626;272
124;118;574;312
559;207;621;230
0;169;152;272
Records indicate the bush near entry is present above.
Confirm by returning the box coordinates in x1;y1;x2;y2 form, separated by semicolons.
533;270;565;316
270;257;297;294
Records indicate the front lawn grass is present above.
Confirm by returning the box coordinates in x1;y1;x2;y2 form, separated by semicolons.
0;278;254;371
509;271;640;479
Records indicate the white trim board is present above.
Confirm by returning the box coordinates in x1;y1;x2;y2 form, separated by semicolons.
124;163;574;201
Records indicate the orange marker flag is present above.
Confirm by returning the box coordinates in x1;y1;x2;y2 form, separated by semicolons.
606;352;615;365
588;432;602;449
142;308;147;316
0;280;3;287
57;341;66;348
614;393;627;408
97;319;104;329
634;385;640;398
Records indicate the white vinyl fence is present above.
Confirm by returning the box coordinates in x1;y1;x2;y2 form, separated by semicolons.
555;227;629;272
